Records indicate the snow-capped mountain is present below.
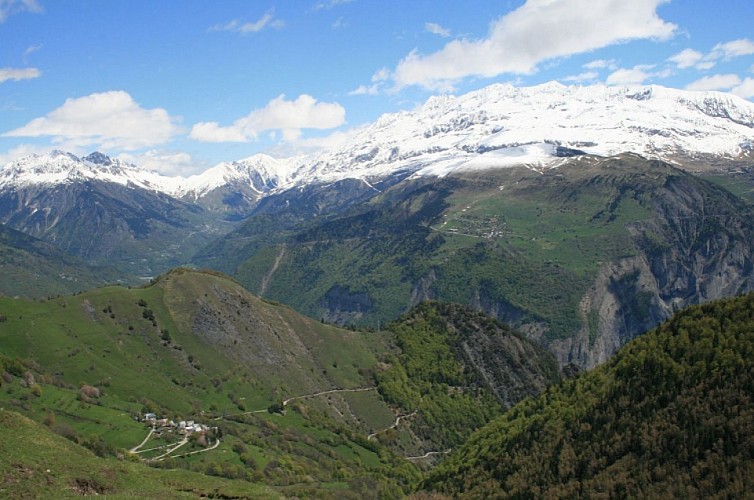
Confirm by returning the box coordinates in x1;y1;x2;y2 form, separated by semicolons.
292;81;754;183
0;150;181;193
3;82;753;202
176;154;295;200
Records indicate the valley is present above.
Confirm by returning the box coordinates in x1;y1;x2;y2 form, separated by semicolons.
0;81;753;496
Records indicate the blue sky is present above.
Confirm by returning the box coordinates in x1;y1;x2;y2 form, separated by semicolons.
1;0;753;174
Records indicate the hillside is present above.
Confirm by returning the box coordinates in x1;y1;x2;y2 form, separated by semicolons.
200;154;754;367
0;410;278;499
423;292;754;498
373;302;561;458
0;222;120;298
0;269;563;495
0;269;416;496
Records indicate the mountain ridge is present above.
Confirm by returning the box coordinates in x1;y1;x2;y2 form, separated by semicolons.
2;82;753;210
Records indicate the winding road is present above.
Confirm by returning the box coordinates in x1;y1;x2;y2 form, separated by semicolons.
129;427;154;453
283;386;376;406
166;438;221;459
406;449;452;460
368;411;418;440
152;437;189;461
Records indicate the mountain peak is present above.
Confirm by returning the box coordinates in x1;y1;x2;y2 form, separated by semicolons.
83;151;113;166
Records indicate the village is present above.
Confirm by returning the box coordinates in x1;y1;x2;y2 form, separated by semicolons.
140;412;217;436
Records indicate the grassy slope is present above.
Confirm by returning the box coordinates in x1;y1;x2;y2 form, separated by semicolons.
0;269;420;496
0;409;278;499
0;268;570;495
424;292;754;498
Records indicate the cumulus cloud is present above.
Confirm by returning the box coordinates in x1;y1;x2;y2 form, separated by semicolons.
209;10;284;34
0;0;42;23
425;22;450;38
669;39;754;72
190;94;346;143
390;0;675;90
685;74;742;92
668;48;704;69
712;39;754;60
0;67;40;83
3;90;181;150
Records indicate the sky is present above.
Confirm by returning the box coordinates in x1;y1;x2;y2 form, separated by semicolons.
1;0;753;175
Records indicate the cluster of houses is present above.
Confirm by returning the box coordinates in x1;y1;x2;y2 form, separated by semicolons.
142;413;215;436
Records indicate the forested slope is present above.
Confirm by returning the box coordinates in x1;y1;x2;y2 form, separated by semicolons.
424;292;754;497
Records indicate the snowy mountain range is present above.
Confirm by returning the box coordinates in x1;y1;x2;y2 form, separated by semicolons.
3;82;753;202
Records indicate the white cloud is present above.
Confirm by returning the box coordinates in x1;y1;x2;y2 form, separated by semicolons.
390;0;675;91
0;0;42;23
685;73;741;92
668;48;703;69
0;67;40;83
425;22;450;38
731;78;754;99
188;122;247;142
117;150;203;176
190;94;346;143
583;59;617;70
563;71;599;83
670;39;754;72
3;90;181;150
695;60;717;71
712;39;754;60
606;65;656;85
209;10;284;34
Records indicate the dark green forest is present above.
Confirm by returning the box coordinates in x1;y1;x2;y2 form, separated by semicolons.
424;292;754;498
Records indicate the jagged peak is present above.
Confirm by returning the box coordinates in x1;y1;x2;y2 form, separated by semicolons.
83;151;113;165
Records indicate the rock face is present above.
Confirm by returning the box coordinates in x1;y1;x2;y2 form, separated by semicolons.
544;169;754;368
